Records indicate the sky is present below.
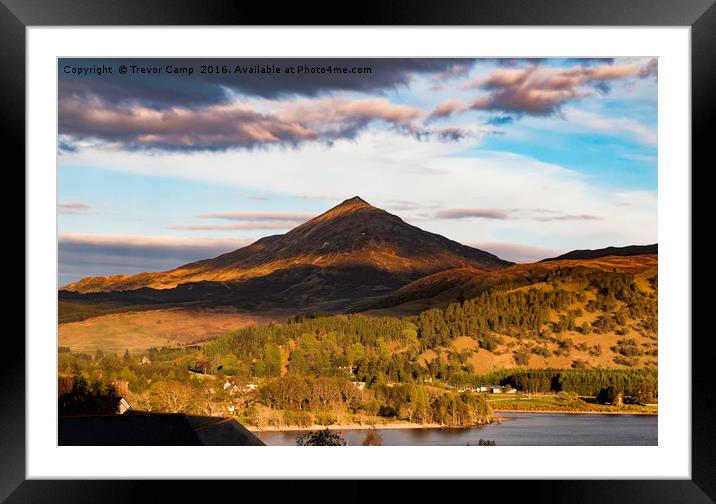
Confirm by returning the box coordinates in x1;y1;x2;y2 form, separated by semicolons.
58;57;658;287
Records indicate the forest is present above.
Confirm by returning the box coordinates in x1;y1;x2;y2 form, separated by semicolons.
58;268;658;426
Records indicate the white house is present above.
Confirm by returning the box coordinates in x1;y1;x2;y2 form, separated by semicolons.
491;385;517;394
117;397;131;415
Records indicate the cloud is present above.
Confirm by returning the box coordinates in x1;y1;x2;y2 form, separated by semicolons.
428;62;474;82
563;108;657;146
58;58;656;153
58;96;423;152
167;222;295;231
469;242;565;264
435;208;510;220
434;126;471;142
168;210;316;231
462;59;657;117
58;129;658;254
58;201;96;215
58;233;252;286
378;200;423;211
532;213;601;222
238;193;271;201
621;153;657;163
58;141;78;154
59;58;475;107
198;211;314;222
59;233;251;252
429;100;466;119
638;58;658;78
493;58;614;67
433;207;599;222
58;97;318;151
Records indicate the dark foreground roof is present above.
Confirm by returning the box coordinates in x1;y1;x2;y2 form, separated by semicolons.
59;412;264;446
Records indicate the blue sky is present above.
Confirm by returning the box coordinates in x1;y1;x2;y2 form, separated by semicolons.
58;58;657;286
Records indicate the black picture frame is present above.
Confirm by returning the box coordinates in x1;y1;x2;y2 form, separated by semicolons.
5;0;711;502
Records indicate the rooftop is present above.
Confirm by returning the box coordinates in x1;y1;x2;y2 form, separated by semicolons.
58;412;265;446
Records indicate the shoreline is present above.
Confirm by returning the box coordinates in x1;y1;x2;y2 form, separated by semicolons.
247;422;444;432
247;408;658;432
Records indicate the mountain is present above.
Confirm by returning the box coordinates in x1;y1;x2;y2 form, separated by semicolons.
539;244;657;262
364;253;658;315
60;197;512;311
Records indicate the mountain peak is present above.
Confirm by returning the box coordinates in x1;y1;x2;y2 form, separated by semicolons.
337;196;371;208
311;196;374;221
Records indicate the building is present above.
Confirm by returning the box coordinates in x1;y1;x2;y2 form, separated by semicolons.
117;397;132;414
490;385;517;394
459;386;490;393
58;412;265;446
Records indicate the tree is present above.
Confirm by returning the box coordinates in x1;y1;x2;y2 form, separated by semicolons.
149;381;192;413
58;377;120;416
513;348;530;366
409;385;431;423
296;429;347;446
264;343;282;376
596;385;623;405
249;405;274;430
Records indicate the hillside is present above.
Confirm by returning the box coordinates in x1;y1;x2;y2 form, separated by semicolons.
90;255;655;370
363;254;657;315
540;244;657;262
189;255;658;378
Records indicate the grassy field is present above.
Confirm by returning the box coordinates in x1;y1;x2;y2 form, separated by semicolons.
58;306;279;355
58;299;177;323
487;392;657;414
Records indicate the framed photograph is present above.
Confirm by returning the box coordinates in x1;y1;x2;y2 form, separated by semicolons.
8;0;711;501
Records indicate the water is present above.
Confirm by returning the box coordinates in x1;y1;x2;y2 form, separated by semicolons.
256;413;657;446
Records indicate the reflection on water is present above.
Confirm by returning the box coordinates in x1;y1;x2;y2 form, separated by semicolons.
256;412;658;446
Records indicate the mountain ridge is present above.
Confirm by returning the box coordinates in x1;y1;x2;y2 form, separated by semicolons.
539;244;657;262
363;253;658;315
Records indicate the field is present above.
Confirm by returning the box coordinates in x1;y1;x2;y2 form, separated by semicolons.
487;392;657;414
58;306;279;355
59;299;160;323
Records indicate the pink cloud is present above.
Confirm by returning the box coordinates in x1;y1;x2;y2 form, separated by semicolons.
168;222;296;231
435;208;510;220
429;99;466;119
58;201;95;215
462;59;658;116
59;95;424;152
198;211;315;222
